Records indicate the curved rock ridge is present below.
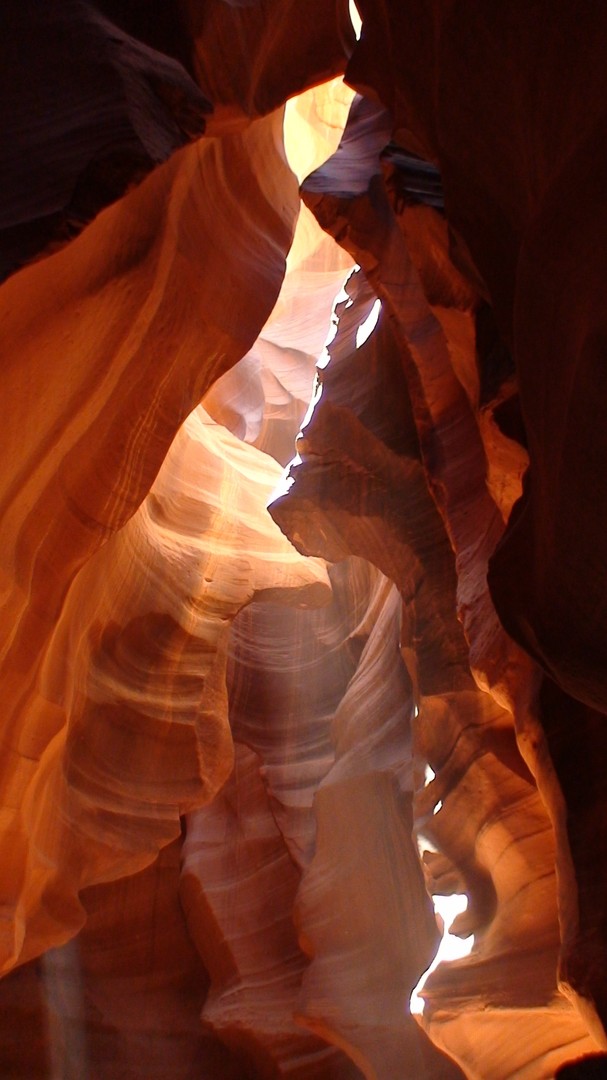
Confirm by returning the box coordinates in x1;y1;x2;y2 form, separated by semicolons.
181;741;361;1079
3;405;330;975
204;77;355;466
0;0;353;277
344;7;607;1047
0;105;298;703
370;0;607;713
0;839;252;1079
0;58;371;1075
182;0;354;131
226;558;378;872
179;550;390;1078
0;105;301;973
271;266;474;701
181;558;462;1077
294;575;465;1079
270;89;600;1074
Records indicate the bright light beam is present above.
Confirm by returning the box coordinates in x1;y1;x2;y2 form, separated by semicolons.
349;0;362;39
355;298;381;349
410;893;474;1015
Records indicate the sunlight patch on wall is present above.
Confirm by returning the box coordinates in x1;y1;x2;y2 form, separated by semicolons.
318;263;360;364
410;893;474;1015
283;78;356;184
356;298;381;348
349;0;362;39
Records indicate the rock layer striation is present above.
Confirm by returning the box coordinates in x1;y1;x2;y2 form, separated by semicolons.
0;5;605;1079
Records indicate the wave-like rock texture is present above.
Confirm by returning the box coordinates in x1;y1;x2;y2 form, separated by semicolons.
8;402;331;972
180;557;463;1078
272;92;603;1076
0;1;352;277
1;5;607;1079
183;0;354;130
345;6;607;1051
0;839;251;1079
0;101;311;969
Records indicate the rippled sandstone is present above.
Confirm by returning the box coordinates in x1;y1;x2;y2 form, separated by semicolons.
0;4;606;1079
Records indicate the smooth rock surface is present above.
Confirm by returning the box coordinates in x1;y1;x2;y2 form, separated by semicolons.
1;6;606;1079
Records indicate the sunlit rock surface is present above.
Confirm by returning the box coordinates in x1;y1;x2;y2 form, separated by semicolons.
1;4;606;1078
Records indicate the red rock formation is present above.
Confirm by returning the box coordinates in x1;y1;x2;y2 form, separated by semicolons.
183;0;354;130
1;4;607;1078
0;2;211;278
271;85;604;1074
0;840;251;1078
342;5;607;1061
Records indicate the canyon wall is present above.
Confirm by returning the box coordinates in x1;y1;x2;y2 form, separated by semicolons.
1;3;606;1077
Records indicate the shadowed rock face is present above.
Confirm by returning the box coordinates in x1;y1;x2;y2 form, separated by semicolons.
1;4;606;1079
0;2;211;280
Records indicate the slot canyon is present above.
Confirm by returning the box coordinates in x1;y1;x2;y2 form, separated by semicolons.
2;3;607;1077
